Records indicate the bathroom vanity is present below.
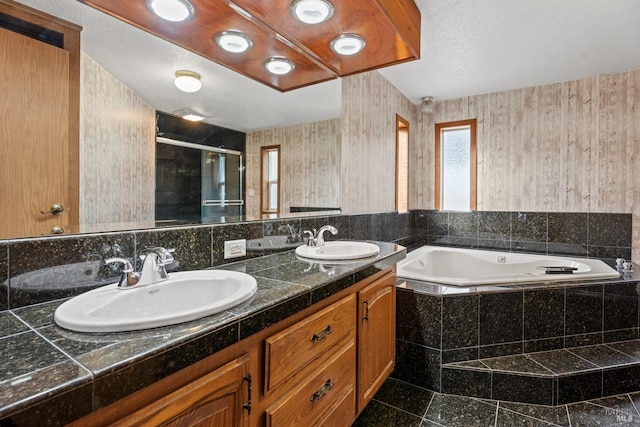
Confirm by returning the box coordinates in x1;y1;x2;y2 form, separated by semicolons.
0;241;405;426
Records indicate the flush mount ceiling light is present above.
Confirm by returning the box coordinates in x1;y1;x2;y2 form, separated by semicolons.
215;31;252;53
174;70;202;92
290;0;334;24
182;113;204;122
148;0;194;22
330;34;366;56
420;96;435;114
264;57;295;75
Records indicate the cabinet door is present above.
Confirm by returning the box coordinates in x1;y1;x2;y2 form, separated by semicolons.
357;272;396;411
117;354;252;427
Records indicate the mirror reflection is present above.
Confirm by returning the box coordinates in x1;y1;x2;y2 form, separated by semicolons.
2;0;342;240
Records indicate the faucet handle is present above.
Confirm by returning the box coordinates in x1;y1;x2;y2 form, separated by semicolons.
140;247;175;265
105;257;133;273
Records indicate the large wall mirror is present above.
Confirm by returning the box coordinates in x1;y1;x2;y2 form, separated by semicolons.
3;0;342;240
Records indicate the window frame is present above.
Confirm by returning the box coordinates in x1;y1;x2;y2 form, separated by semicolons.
395;114;409;213
434;119;477;211
260;145;280;215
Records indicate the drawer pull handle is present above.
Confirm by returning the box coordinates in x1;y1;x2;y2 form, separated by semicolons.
311;379;334;402
363;300;369;321
311;325;333;342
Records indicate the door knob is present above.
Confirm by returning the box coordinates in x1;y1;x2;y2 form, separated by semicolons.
41;204;64;215
51;226;64;234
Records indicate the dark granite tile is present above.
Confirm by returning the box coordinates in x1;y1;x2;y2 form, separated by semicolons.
0;331;71;380
523;337;565;353
590;245;632;262
482;354;554;375
603;365;640;396
524;288;564;340
475;238;510;251
216;250;295;273
548;212;587;245
212;222;264;265
478;342;523;359
93;322;239;409
546;242;590;257
237;293;310;340
412;210;429;235
478;211;511;240
445;360;490;370
496;408;559;426
589;213;632;248
300;215;349;243
352;400;422;427
565;285;603;336
568;401;640;426
493;372;554;405
442;295;478;350
350;213;385;241
511;240;548;255
393;340;441;391
8;233;135;308
12;300;59;329
427;211;448;237
442;347;479;364
440;367;491;399
511;212;548;243
607;340;640;360
381;212;412;242
604;328;638;343
371;377;434;417
604;283;638;333
557;371;602;405
310;274;355;304
500;401;571;426
527;349;599;375
436;236;478;248
448;212;478;238
251;260;351;289
135;226;212;271
396;290;441;348
479;291;523;345
565;332;603;348
424;393;497;427
0;312;28;338
0;243;7;310
0;381;93;427
568;345;637;367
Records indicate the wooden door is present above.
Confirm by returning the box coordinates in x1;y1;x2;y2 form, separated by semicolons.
357;272;396;411
0;25;71;238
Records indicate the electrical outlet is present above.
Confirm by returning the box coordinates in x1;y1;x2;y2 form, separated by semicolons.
224;239;246;259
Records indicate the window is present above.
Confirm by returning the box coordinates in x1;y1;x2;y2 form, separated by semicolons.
435;119;476;211
261;146;280;214
396;115;409;212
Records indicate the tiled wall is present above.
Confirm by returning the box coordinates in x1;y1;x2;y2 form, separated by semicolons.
0;212;413;310
411;210;632;264
394;280;640;393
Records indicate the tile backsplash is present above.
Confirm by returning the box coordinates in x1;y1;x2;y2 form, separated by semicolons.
0;210;630;310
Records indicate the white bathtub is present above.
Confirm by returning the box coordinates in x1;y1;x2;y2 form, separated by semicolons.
397;246;621;286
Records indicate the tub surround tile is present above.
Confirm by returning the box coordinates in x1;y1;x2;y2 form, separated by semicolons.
441;347;479;364
602;365;640;396
441;366;492;398
565;285;603;336
448;212;478;238
606;340;640;359
481;354;554;375
548;212;588;245
589;213;632;248
478;342;523;359
556;371;603;405
568;345;637;367
492;372;554;405
524;288;565;340
396;290;441;348
427;211;449;236
604;283;639;332
394;340;442;392
479;292;523;345
564;332;603;348
511;211;548;243
527;349;599;375
442;295;479;350
478;211;511;240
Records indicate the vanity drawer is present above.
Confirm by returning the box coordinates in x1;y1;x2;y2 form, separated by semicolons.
266;340;356;427
265;294;356;391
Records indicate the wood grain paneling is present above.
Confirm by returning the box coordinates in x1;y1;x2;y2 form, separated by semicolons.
79;53;156;231
340;72;417;213
246;119;341;219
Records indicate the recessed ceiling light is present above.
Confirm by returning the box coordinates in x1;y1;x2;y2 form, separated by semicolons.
174;70;202;92
148;0;194;22
264;57;295;75
330;34;366;56
290;0;334;24
215;31;252;53
182;113;204;122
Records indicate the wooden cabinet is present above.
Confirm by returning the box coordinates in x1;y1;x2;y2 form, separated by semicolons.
357;271;396;411
72;268;397;427
116;354;252;427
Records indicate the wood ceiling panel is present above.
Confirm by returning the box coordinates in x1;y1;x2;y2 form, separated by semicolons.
76;0;420;91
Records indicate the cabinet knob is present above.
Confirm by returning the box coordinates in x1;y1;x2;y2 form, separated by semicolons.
51;226;64;234
41;204;65;215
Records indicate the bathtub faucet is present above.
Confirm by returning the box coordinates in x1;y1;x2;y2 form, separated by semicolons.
304;225;338;246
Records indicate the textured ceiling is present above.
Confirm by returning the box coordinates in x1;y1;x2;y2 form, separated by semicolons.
15;0;640;132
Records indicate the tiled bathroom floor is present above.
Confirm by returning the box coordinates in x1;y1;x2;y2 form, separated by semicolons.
353;377;640;426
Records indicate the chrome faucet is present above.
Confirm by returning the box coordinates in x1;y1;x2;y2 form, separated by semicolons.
105;247;174;289
304;225;338;246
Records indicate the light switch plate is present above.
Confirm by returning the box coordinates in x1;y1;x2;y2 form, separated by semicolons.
224;239;246;259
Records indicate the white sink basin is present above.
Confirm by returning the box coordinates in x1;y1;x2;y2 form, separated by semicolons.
295;241;380;260
54;270;257;333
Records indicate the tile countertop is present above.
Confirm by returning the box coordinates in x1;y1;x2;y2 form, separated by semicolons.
0;241;406;425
